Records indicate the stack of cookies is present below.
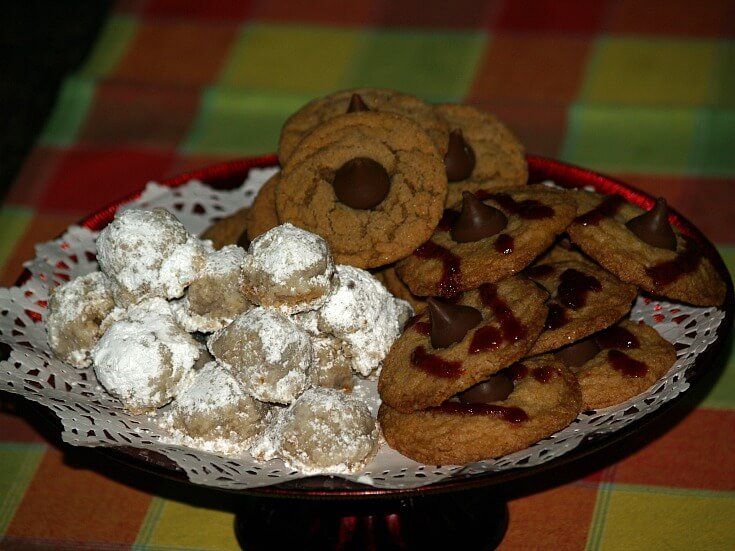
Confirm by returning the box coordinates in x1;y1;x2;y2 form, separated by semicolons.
207;88;726;466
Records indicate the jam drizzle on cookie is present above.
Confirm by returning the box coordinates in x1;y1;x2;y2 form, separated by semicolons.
410;346;463;378
495;234;514;254
532;365;557;383
433;402;528;423
475;191;555;220
607;349;648;377
645;236;702;288
573;195;624;226
413;241;462;297
595;325;640;349
540;268;602;330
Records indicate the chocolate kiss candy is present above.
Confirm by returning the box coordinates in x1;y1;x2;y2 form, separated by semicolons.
555;337;601;369
451;191;508;243
457;372;514;404
236;229;251;250
347;93;369;113
427;297;483;349
625;197;677;251
332;157;391;210
444;128;476;182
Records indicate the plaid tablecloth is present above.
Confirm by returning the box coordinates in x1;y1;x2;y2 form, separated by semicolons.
1;1;734;549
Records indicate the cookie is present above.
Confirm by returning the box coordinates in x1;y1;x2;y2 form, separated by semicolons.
276;111;447;268
247;173;280;240
554;319;677;410
567;191;726;306
278;88;449;164
378;355;582;465
378;276;548;413
525;259;638;355
374;265;427;314
200;207;249;249
396;186;577;297
434;104;528;207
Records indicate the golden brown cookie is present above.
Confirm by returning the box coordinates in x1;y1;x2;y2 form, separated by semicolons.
525;259;638;355
200;207;249;249
567;190;726;306
246;173;280;240
396;186;577;297
378;276;548;413
378;355;582;465
278;88;448;164
276;112;447;269
554;319;677;410
435;104;528;207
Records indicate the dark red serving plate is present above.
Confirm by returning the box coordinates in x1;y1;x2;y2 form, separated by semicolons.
16;155;734;549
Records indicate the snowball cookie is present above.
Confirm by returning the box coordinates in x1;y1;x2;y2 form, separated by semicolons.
172;361;268;444
311;336;354;391
318;265;409;376
46;271;118;368
276;388;379;474
96;208;208;305
172;245;253;332
91;298;200;414
208;307;313;404
242;223;336;314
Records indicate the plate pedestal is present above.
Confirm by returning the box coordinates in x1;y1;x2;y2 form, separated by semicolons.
235;489;508;550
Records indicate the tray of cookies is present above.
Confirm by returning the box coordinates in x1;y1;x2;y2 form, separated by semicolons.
1;89;731;496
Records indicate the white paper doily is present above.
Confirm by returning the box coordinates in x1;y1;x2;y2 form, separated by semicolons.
0;167;725;490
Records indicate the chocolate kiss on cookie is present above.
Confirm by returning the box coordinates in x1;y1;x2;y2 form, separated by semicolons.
625;197;676;251
444;129;476;182
451;191;508;243
332;157;391;209
456;371;513;403
347;93;370;113
555;337;601;368
427;297;482;348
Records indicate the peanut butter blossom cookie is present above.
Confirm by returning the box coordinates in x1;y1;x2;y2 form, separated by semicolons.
276;111;448;268
525;259;638;355
378;275;548;413
277;88;449;164
246;172;281;241
435;103;528;207
567;192;726;306
554;319;677;410
396;186;577;297
379;355;582;465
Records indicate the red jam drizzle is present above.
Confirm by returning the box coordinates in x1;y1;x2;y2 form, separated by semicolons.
645;237;702;288
608;349;648;377
477;283;527;343
433;402;528;423
545;303;568;330
573;195;624;226
595;325;640;349
475;191;555;220
469;326;502;353
506;363;529;381
557;268;602;309
525;264;555;278
410;346;463;378
494;234;514;254
532;365;556;383
413;241;462;296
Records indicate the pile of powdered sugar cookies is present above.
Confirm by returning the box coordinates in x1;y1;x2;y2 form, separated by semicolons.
46;207;411;474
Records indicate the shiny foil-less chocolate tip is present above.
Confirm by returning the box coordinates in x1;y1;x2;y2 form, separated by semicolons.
444;128;476;182
427;297;483;349
457;372;514;403
555;337;601;369
332;157;390;210
625;197;677;251
451;191;508;243
347;93;370;113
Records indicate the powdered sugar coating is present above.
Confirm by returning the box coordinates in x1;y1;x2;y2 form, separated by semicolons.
171;361;268;444
311;336;354;391
46;272;118;368
97;208;207;305
242;223;336;314
318;265;409;376
172;245;252;332
91;298;200;414
208;307;312;404
272;388;379;474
